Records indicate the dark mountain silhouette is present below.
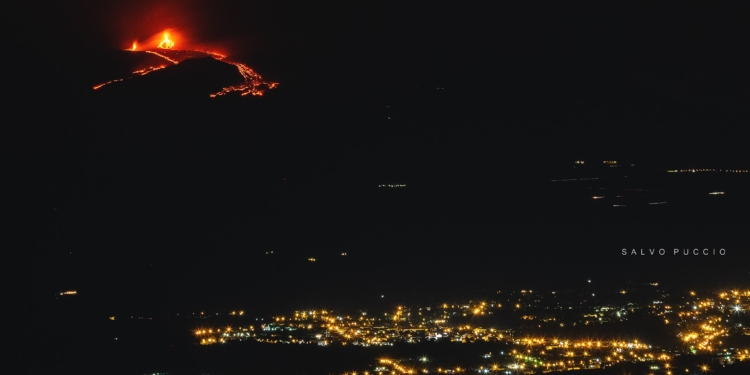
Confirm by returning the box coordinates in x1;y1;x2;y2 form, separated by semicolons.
95;56;244;98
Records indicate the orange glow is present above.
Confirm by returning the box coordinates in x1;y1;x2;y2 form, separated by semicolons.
132;66;166;75
209;62;279;97
144;50;179;65
96;30;278;97
158;32;175;49
93;79;123;90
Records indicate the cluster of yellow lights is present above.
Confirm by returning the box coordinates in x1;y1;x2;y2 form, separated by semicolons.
669;290;749;353
378;359;415;374
667;169;748;173
191;308;750;375
192;288;749;361
357;338;666;375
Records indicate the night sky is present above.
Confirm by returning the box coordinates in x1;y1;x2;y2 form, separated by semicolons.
10;2;750;315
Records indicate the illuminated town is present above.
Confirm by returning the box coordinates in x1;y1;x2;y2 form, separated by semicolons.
150;287;750;375
666;170;748;174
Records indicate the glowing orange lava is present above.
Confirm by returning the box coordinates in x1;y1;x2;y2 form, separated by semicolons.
209;62;279;97
157;32;174;49
96;32;278;97
93;78;123;90
144;50;179;65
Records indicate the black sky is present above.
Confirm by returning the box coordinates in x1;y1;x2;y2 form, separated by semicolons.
30;2;746;145
10;2;750;313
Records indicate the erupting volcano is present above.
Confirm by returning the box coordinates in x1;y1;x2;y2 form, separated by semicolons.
93;30;277;98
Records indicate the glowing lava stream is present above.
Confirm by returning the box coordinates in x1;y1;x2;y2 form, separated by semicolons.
93;78;124;90
144;50;179;65
209;62;278;97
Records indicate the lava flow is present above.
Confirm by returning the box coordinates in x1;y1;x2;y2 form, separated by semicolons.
209;62;279;97
92;31;277;97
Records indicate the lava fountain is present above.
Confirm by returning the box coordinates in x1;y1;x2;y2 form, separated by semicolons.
157;32;175;49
